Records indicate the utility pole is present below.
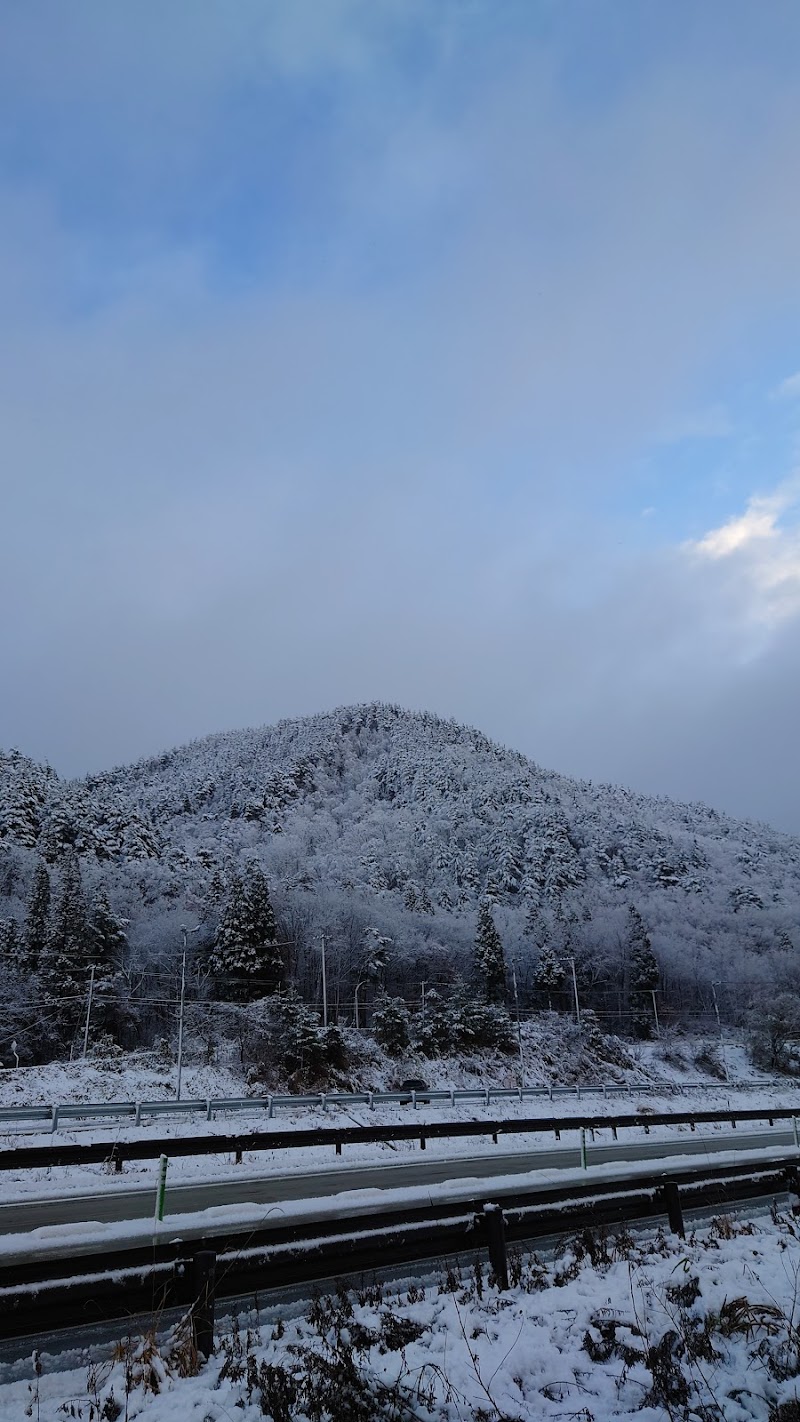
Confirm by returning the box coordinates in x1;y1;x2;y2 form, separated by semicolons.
711;981;729;1081
511;961;525;1087
569;957;582;1027
354;980;366;1030
421;980;427;1030
650;989;661;1038
320;932;328;1028
81;965;96;1060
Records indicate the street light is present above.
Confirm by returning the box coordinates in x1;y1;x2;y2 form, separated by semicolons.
711;981;729;1082
176;924;201;1101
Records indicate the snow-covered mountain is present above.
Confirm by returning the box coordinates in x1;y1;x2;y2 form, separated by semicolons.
1;704;798;1020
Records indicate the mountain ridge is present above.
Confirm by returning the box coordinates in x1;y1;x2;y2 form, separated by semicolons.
1;703;798;1031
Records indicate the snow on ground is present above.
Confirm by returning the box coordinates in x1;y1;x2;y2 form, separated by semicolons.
0;1032;798;1206
3;1079;800;1207
5;1208;800;1420
0;1025;776;1112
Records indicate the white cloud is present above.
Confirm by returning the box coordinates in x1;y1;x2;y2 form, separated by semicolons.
689;477;800;628
773;370;800;400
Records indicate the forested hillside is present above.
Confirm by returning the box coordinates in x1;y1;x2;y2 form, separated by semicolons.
1;703;798;1065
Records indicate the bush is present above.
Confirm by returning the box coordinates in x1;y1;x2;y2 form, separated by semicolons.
372;993;410;1056
412;982;516;1057
241;989;350;1087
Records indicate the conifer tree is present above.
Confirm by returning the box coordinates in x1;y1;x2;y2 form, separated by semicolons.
41;850;90;993
23;860;51;974
474;901;507;1004
37;850;90;1041
627;905;659;1038
210;865;281;999
372;992;410;1056
89;889;127;977
532;943;566;1010
0;918;21;969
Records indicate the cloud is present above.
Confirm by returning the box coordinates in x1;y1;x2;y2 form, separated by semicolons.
3;3;800;832
774;371;800;401
689;479;800;630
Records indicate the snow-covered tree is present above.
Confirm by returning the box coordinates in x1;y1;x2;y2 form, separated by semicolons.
210;864;281;999
532;943;566;1010
627;905;659;1038
474;901;507;1004
89;888;127;976
23;860;50;974
372;993;410;1056
40;850;90;998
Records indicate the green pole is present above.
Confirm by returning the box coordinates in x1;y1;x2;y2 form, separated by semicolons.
156;1154;169;1222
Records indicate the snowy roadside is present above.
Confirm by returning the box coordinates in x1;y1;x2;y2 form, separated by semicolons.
3;1084;800;1205
4;1205;800;1420
1;1142;797;1268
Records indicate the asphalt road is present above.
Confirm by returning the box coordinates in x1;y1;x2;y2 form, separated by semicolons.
0;1125;793;1234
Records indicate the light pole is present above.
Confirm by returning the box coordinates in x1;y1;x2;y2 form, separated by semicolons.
176;925;201;1101
81;964;96;1060
354;980;367;1030
569;957;582;1027
711;981;729;1081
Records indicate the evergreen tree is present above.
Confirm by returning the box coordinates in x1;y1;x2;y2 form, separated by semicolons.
372;993;410;1056
89;889;127;976
37;850;90;1042
41;850;90;993
0;918;21;969
244;862;281;987
210;865;281;998
532;943;566;1010
627;905;659;1038
474;901;507;1004
23;860;50;974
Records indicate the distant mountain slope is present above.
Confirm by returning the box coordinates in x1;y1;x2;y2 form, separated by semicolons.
1;704;798;1015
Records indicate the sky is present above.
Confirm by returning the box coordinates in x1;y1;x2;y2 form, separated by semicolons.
2;1;800;833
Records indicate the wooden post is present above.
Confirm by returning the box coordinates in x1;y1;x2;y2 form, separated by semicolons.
662;1180;685;1238
483;1204;509;1289
192;1249;216;1359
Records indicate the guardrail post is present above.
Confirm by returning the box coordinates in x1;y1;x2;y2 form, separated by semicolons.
662;1180;685;1238
611;1126;618;1141
483;1204;509;1289
420;1135;426;1150
206;1099;213;1122
111;1146;123;1174
580;1127;588;1170
192;1249;216;1359
50;1106;58;1134
335;1139;342;1156
235;1147;243;1164
793;1117;799;1152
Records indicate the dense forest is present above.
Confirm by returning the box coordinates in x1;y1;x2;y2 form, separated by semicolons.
1;703;798;1068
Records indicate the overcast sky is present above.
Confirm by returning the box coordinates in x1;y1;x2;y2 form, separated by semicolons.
2;2;800;832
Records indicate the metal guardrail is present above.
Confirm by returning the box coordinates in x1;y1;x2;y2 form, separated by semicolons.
1;1103;798;1174
0;1152;796;1343
0;1078;776;1134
